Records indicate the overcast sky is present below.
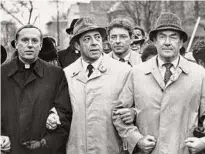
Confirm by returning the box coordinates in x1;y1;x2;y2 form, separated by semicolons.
1;0;90;33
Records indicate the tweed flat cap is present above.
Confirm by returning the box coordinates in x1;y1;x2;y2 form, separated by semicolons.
149;12;188;42
107;18;134;35
70;17;106;44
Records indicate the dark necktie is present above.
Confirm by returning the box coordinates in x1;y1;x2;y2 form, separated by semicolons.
87;64;93;77
119;58;125;62
163;63;173;85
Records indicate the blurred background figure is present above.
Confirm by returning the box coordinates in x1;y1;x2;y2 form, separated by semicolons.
141;43;157;62
131;26;146;54
1;45;7;64
39;36;60;66
58;18;81;68
103;30;112;54
180;46;186;57
192;39;205;68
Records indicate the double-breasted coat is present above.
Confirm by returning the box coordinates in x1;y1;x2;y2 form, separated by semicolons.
1;58;72;154
63;54;131;154
113;56;205;154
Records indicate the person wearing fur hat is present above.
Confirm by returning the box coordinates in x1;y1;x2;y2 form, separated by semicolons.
39;36;60;66
113;12;205;154
1;45;7;64
107;18;141;67
1;24;72;154
46;17;132;154
58;18;81;68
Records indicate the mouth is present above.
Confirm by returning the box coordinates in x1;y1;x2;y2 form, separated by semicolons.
25;51;34;55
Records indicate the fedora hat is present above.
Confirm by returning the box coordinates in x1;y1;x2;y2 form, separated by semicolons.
70;17;106;44
149;12;188;42
66;18;79;34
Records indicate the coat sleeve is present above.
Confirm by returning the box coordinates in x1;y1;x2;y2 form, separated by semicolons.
45;69;72;154
112;69;143;154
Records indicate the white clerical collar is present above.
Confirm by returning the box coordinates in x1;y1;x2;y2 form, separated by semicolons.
82;55;103;72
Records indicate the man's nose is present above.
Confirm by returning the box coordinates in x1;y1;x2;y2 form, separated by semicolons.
164;37;171;46
27;40;33;46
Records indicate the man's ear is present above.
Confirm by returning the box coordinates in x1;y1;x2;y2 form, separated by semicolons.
74;42;80;51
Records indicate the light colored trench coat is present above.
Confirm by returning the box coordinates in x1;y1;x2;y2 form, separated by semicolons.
113;56;205;154
64;54;131;154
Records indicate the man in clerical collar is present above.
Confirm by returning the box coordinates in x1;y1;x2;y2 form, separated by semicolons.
107;18;141;67
113;12;205;154
1;24;72;154
46;17;134;154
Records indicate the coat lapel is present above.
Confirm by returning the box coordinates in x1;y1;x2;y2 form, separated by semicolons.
145;56;165;90
72;58;88;84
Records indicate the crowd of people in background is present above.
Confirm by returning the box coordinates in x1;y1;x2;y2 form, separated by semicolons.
1;11;205;154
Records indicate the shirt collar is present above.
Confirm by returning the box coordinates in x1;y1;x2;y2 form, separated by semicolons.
112;51;131;61
81;55;103;71
157;55;180;69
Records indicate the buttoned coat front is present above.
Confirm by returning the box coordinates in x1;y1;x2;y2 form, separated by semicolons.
64;54;131;154
113;56;205;154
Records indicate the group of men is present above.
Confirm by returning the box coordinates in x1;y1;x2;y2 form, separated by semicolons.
1;11;205;154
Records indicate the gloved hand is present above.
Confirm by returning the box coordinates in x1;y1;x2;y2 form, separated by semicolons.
22;138;47;150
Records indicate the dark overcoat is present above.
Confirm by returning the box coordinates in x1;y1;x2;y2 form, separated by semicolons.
1;57;72;154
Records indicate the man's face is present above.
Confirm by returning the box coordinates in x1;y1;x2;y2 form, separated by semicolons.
154;30;183;62
16;28;42;63
78;30;103;63
133;29;143;40
109;27;131;56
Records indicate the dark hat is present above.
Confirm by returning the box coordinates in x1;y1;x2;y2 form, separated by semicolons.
66;18;79;34
107;18;134;35
149;12;188;42
134;26;145;37
70;17;106;44
1;45;7;64
39;37;58;62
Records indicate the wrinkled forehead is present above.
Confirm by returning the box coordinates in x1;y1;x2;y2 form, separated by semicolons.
80;30;101;38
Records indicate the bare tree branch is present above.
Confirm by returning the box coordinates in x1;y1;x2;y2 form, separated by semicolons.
28;0;33;24
0;3;24;25
32;15;39;25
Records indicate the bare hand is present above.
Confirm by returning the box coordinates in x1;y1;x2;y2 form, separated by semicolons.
185;137;205;154
115;108;135;124
0;136;11;151
46;113;61;130
137;135;156;154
